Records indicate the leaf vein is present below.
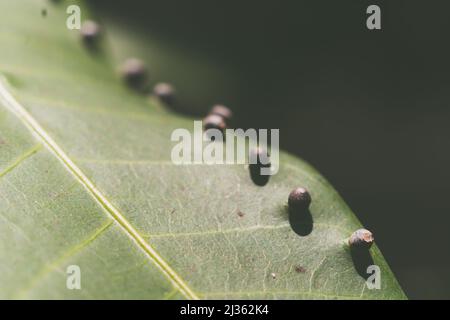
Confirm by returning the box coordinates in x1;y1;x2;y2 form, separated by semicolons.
200;290;367;300
13;220;114;298
144;222;352;239
0;144;42;179
0;79;198;300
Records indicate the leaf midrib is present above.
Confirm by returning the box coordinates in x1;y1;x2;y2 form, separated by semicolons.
0;78;199;300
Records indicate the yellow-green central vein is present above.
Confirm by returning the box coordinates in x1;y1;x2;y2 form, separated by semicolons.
0;78;199;300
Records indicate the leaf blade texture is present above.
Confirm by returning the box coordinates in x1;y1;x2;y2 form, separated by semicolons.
0;0;405;299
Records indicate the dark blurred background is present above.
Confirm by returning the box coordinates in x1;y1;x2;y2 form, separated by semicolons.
91;0;450;299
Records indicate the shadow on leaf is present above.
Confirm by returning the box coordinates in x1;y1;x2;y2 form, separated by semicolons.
288;206;313;236
350;247;374;281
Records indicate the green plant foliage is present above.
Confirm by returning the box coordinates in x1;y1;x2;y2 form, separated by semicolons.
0;0;405;299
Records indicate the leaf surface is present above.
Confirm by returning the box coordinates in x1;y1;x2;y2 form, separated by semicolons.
0;0;405;299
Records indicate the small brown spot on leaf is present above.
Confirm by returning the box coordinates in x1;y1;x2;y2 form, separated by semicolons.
288;187;311;211
349;228;374;249
295;265;306;273
210;104;233;121
203;114;226;132
249;147;271;186
153;82;175;106
80;20;102;49
120;58;149;92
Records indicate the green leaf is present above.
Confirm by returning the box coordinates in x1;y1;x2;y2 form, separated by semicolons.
0;0;405;299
